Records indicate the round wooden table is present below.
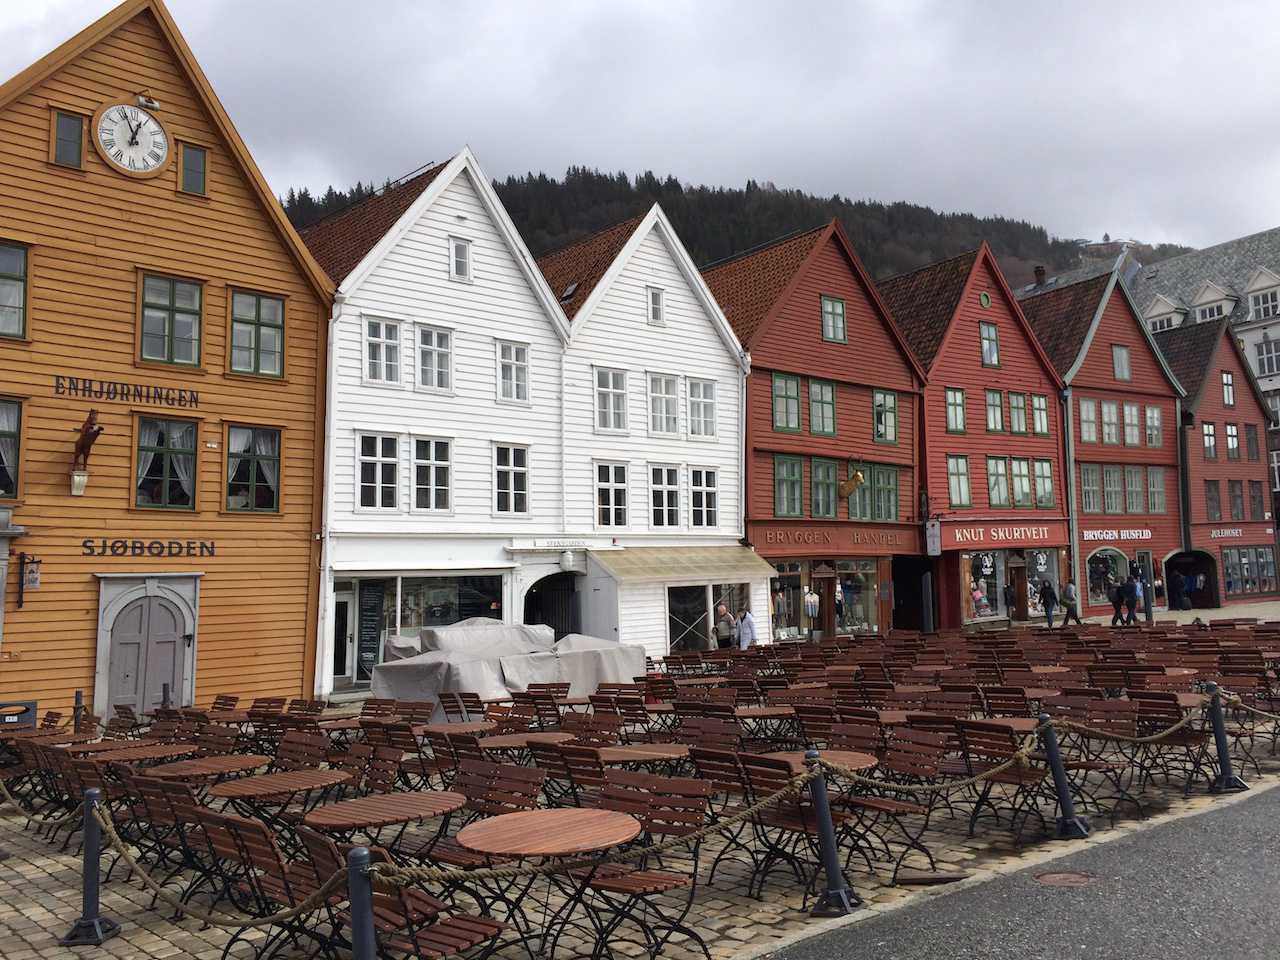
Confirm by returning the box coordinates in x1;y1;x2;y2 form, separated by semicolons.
734;705;794;720
1030;665;1071;675
458;808;640;858
478;731;573;751
147;754;269;780
672;676;725;688
304;790;466;832
1164;667;1199;678
85;742;197;764
62;739;163;755
419;721;496;736
207;768;350;801
763;750;877;775
594;743;689;765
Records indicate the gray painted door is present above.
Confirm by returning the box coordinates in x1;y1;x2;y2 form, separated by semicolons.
108;596;186;713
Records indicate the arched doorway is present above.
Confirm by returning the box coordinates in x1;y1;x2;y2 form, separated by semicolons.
523;572;580;640
1085;548;1129;609
1165;551;1220;609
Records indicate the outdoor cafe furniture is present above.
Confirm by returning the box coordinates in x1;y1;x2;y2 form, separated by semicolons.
65;741;197;765
207;767;351;835
762;748;876;776
303;788;466;847
145;753;270;781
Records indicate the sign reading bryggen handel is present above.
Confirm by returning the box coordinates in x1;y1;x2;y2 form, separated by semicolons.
54;375;199;409
941;520;1068;550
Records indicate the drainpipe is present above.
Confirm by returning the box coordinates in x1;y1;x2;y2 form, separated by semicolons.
1062;385;1081;590
1176;397;1192;550
315;291;344;697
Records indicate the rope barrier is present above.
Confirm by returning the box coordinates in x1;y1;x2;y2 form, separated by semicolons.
1051;712;1201;745
0;776;86;829
91;807;349;930
815;733;1041;796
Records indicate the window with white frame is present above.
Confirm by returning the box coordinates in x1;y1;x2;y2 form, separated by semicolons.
650;465;679;527
1271;451;1280;492
986;457;1010;507
691;468;718;527
1101;401;1119;444
1123;402;1141;446
1223;371;1235;406
595;368;627;431
417;326;451;391
412;438;450;511
1150;314;1177;333
1124;465;1145;513
1145;406;1162;446
358;433;398;509
1252;289;1279;320
365;318;400;383
1257;339;1280;377
494;444;529;514
595;462;627;527
649;374;679;435
647;287;664;325
1079;398;1098;443
1112;345;1131;380
1081;464;1101;513
688;380;716;437
821;296;846;342
1269;393;1280;428
497;341;529;402
1198;302;1225;322
1102;464;1124;513
449;236;471;281
1148;466;1166;512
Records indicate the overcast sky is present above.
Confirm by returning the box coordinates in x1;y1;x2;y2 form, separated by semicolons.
2;1;1277;248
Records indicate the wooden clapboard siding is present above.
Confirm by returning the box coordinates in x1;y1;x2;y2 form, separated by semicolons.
0;3;329;715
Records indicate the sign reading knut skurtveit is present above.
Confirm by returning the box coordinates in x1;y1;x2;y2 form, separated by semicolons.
940;520;1069;550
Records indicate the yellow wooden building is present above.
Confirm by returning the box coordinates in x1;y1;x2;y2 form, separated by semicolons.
0;0;333;716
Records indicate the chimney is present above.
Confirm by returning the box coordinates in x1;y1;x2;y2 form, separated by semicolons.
1034;265;1046;286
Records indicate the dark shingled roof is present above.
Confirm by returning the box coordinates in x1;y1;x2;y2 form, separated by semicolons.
874;249;980;370
1153;318;1228;408
300;160;450;283
1017;272;1112;377
535;217;643;321
700;224;827;347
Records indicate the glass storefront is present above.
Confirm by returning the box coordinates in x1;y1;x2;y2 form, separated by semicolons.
770;558;882;639
1223;546;1278;596
1087;549;1127;606
964;550;1007;621
960;548;1062;623
836;559;878;634
771;562;804;640
1024;548;1061;619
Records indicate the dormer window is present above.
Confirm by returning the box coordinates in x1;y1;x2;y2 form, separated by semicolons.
1252;289;1279;320
1198;302;1226;322
1150;314;1178;333
647;287;664;326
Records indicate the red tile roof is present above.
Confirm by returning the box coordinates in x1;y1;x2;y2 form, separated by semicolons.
1017;273;1112;376
874;250;980;370
299;160;450;283
700;225;827;347
535;217;644;320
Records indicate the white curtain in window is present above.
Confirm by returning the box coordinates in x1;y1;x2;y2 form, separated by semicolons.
170;422;195;500
227;427;251;483
135;418;162;486
253;429;279;497
0;401;16;481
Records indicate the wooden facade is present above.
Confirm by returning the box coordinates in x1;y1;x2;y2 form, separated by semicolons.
704;221;926;638
0;0;331;715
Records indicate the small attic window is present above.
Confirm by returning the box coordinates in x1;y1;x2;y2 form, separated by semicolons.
647;287;664;326
1251;289;1279;320
559;281;578;303
1150;314;1178;333
1197;302;1226;323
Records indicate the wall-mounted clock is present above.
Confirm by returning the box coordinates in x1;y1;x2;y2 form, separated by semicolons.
91;102;172;178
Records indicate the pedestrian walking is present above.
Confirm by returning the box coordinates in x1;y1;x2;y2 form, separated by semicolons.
1061;578;1084;625
737;604;757;650
1038;578;1058;628
1122;576;1138;625
1109;578;1125;627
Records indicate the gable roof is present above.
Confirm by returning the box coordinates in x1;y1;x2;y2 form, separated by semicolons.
875;249;980;370
534;217;643;320
0;0;332;302
700;224;827;347
300;161;449;284
1152;318;1228;408
1128;224;1280;326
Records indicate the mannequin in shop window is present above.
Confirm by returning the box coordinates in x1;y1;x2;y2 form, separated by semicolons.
803;586;820;637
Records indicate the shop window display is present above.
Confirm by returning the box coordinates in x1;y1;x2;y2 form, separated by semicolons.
835;559;878;633
1087;549;1126;606
1024;549;1060;618
965;551;1006;621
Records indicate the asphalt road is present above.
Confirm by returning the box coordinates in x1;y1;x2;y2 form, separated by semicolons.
775;785;1280;960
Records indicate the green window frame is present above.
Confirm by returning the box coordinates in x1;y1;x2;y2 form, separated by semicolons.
772;373;800;432
848;461;870;519
871;464;898;521
1080;464;1101;513
812;457;838;518
947;455;971;508
231;290;285;377
945;387;966;433
1103;465;1124;513
180;142;207;196
141;274;202;366
1101;401;1120;444
1148;467;1166;513
136;417;197;511
1008;392;1028;434
774;455;803;517
1034;459;1054;508
53;110;83;169
0;398;19;498
980;321;1000;366
1079;398;1098;443
985;389;1004;432
226;425;281;513
1125;465;1145;514
986;456;1010;507
820;296;846;343
809;380;836;435
1010;458;1032;507
873;389;898;443
1205;480;1222;522
1031;394;1049;435
0;242;27;339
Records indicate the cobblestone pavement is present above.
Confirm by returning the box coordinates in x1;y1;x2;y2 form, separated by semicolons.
4;743;1278;960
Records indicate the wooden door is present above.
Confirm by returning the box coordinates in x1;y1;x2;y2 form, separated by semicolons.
108;596;187;712
1010;567;1028;621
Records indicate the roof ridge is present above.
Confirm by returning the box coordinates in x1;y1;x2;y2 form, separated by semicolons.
877;246;980;285
1138;224;1280;270
1019;266;1113;301
300;159;445;235
536;214;645;263
700;222;828;272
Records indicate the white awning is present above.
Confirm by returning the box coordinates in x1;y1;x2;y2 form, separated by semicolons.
590;545;775;585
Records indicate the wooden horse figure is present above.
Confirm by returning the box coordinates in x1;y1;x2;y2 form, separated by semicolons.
72;410;105;471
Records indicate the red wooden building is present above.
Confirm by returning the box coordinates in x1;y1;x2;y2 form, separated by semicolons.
1155;319;1277;605
878;245;1069;629
702;221;926;638
1019;266;1185;617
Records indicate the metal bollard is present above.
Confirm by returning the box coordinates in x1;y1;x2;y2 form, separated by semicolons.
1037;714;1089;839
804;750;861;917
161;683;171;711
73;689;84;734
60;788;120;946
1205;683;1248;794
347;846;378;959
1143;580;1154;624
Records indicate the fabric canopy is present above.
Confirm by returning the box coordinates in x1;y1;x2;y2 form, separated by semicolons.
590;544;775;584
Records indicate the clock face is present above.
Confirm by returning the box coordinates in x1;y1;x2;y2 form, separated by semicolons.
94;104;170;176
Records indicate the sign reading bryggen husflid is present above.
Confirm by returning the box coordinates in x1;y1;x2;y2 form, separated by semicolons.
0;0;332;717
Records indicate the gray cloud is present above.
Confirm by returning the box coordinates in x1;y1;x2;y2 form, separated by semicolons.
3;0;1278;247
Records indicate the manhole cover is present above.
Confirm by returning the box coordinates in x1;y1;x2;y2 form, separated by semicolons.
1034;871;1095;888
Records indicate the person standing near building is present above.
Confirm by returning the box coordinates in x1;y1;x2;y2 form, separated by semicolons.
737;605;757;650
1061;579;1084;625
1038;579;1059;628
714;604;735;649
1134;578;1145;618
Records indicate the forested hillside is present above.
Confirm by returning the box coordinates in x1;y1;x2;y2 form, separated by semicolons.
281;166;1188;284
